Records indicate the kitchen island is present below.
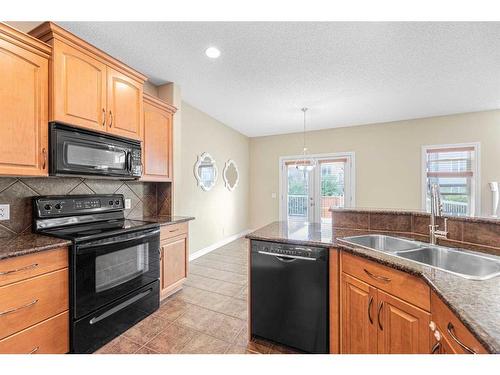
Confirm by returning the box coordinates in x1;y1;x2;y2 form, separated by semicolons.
246;214;500;354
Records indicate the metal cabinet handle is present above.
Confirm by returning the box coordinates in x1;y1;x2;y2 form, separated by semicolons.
0;299;38;317
368;296;374;324
431;342;441;354
42;148;47;170
169;228;179;233
447;322;476;354
159;247;163;261
0;263;38;276
377;301;384;330
109;110;113;127
102;108;106;126
28;346;39;354
364;268;391;283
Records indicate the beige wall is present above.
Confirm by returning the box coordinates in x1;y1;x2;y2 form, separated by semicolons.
175;102;250;254
249;110;500;229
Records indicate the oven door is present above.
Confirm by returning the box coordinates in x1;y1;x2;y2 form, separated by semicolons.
50;123;137;178
73;228;160;319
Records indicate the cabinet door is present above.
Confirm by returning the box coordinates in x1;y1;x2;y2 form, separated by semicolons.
107;67;143;140
142;101;172;181
0;37;48;176
341;273;378;353
52;40;107;132
161;235;188;295
377;290;430;354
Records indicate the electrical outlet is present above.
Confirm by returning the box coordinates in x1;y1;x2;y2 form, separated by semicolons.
0;204;10;221
124;199;132;209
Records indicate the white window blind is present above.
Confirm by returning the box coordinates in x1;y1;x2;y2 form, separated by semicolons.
424;145;477;216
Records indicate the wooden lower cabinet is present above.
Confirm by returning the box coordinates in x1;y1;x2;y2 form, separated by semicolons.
160;224;189;299
377;290;430;354
0;247;69;354
341;273;378;353
340;253;431;354
0;311;69;354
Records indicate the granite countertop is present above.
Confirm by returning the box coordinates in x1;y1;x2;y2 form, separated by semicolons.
143;216;195;226
0;233;71;261
246;221;500;353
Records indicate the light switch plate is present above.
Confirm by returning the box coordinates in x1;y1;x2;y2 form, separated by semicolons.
271;192;277;199
0;204;10;220
124;199;132;209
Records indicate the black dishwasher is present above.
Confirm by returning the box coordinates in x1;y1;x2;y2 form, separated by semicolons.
251;240;329;353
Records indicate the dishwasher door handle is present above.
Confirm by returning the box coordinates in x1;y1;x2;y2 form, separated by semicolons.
257;251;317;261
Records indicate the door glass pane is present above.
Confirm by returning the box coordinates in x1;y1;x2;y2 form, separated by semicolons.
66;143;127;169
320;161;345;225
287;166;309;222
95;244;149;293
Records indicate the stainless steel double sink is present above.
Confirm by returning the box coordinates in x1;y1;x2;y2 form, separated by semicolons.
338;234;500;280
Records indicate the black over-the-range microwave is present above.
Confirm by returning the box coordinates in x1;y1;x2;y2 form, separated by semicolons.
49;122;142;179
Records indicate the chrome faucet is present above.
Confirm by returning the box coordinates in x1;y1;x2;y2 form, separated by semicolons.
429;184;448;244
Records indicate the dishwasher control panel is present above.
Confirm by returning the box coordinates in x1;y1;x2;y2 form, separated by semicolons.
252;241;326;260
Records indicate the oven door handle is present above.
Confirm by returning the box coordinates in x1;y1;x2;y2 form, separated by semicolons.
77;229;160;249
89;287;153;325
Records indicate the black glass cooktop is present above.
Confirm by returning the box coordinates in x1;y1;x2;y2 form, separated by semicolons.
40;219;159;242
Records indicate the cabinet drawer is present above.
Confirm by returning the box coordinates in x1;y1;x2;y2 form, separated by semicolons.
341;253;430;311
431;292;487;354
160;222;188;240
0;311;69;354
0;247;68;287
0;268;69;339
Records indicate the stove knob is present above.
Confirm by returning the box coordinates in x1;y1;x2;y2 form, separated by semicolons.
54;203;62;210
115;200;120;205
44;204;52;211
109;200;114;205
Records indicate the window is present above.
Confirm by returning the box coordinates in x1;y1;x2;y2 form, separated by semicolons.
422;143;480;216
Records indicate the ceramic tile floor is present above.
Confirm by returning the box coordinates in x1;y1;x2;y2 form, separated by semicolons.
95;237;300;354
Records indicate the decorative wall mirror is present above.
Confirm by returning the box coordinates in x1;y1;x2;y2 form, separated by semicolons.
194;152;218;191
223;160;239;191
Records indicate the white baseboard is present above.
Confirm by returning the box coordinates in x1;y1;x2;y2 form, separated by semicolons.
189;229;253;261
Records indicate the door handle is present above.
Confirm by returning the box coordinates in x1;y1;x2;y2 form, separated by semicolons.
364;268;391;283
377;301;384;330
42;148;47;170
0;299;38;317
368;296;374;324
257;251;317;261
447;322;476;354
431;342;441;354
109;110;113;127
102;108;106;127
0;263;38;276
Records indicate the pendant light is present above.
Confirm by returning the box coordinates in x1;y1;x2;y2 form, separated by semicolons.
296;107;316;171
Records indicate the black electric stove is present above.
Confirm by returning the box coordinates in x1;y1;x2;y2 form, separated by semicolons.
33;194;160;354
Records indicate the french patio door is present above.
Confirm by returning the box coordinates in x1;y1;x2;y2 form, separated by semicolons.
281;154;354;225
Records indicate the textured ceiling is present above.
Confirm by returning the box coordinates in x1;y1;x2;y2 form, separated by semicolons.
17;22;500;136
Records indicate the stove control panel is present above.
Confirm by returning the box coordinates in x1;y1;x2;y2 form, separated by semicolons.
33;194;124;217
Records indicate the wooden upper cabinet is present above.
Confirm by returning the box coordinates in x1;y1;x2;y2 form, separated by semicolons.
0;23;50;177
107;67;143;140
142;94;176;181
51;40;107;131
377;290;430;354
341;273;378;354
29;22;147;141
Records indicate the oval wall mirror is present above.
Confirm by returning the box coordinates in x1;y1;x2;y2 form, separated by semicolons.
194;152;218;191
223;160;239;191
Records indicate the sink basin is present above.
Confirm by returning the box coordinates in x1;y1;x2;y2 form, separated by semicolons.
339;234;500;280
395;247;500;280
339;234;420;253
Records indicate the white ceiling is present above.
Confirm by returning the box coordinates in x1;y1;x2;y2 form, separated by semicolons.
16;22;500;137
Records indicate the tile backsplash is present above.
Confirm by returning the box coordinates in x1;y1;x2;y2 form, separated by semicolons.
0;177;171;238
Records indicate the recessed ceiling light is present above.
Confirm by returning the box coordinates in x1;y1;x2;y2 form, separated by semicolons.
205;46;221;59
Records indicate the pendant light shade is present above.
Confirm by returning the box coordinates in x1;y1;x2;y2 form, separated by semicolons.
295;108;316;171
